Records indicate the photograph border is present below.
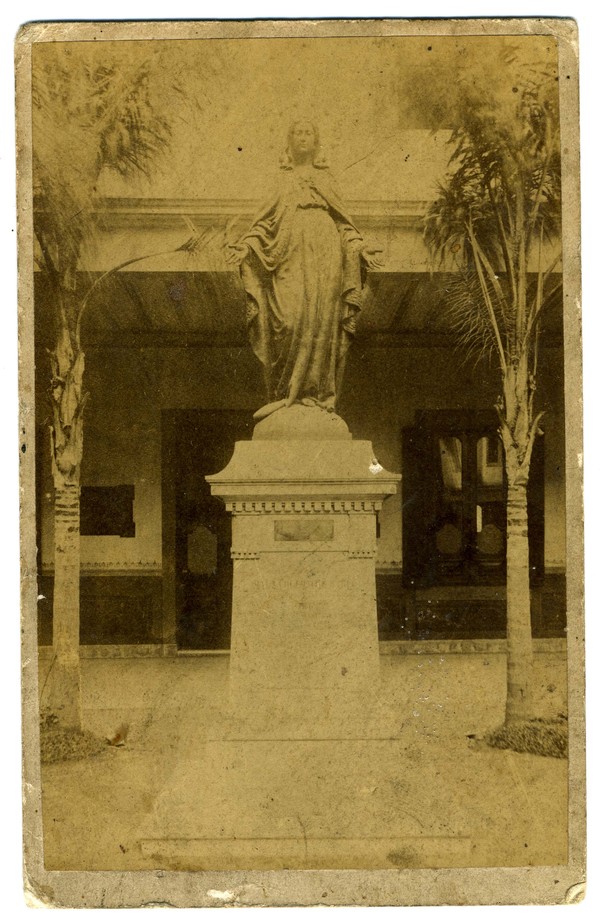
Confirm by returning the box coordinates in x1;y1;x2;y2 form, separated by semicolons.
17;16;584;907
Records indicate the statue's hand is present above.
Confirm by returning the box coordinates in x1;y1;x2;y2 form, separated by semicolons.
225;243;249;267
360;245;385;270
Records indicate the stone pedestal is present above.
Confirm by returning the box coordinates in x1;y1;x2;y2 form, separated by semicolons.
139;410;470;868
206;408;399;738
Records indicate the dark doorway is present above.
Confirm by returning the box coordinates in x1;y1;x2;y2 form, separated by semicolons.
162;410;253;650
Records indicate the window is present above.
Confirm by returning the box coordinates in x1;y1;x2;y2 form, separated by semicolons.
402;411;543;586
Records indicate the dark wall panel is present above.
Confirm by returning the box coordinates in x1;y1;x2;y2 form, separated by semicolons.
38;574;163;645
376;571;566;641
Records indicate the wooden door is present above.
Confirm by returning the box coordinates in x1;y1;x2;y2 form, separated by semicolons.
162;410;253;649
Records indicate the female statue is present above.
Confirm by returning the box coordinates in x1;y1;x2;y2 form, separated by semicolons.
226;121;382;420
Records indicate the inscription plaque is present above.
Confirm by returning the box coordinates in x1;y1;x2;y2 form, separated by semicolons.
274;519;335;542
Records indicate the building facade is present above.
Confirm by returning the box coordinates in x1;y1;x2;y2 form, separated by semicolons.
35;187;566;654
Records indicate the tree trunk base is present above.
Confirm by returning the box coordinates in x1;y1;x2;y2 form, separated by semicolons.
42;655;82;730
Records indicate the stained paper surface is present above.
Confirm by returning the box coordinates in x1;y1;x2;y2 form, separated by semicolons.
17;18;584;907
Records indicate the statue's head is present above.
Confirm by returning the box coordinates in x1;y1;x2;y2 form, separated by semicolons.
280;120;328;170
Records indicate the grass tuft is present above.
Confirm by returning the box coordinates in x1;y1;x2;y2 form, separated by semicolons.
485;714;568;759
40;713;107;765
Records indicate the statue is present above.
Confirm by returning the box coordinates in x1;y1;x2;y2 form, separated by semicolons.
226;121;383;421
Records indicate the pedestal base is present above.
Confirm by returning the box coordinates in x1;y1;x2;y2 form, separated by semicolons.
140;734;472;870
140;836;472;871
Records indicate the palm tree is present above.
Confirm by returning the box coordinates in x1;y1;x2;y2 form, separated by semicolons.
423;51;562;724
32;43;207;729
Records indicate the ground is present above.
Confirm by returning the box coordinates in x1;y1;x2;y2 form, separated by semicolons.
39;648;568;871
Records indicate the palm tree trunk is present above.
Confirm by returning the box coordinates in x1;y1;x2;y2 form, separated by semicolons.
505;473;534;723
44;477;82;729
39;242;194;729
43;321;86;730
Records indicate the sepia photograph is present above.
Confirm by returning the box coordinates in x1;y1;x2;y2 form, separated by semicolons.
16;17;584;907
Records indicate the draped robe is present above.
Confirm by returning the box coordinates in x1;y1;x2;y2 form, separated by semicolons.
240;166;365;411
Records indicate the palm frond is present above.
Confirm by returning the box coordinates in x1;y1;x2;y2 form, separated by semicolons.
440;270;502;367
423;49;561;377
31;45;192;292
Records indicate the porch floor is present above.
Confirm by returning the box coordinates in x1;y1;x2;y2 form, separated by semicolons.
39;649;569;871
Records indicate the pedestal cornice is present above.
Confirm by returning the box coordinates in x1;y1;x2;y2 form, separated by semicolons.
206;439;400;510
